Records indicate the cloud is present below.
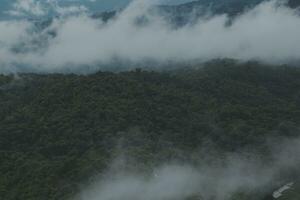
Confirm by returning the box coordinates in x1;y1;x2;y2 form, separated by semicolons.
0;0;300;73
46;0;88;16
7;0;88;17
76;136;300;200
8;0;46;16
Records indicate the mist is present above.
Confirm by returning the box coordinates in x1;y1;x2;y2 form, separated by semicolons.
0;0;300;73
76;136;300;200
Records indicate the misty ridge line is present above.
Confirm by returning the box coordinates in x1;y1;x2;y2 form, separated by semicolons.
75;135;300;200
0;0;300;74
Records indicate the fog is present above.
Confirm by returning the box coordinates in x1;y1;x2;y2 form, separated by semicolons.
76;136;300;200
0;0;300;73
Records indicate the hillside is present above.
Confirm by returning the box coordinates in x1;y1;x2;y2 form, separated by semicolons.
93;0;300;24
1;61;300;199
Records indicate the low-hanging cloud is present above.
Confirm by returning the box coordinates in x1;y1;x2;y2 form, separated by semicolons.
0;0;300;73
7;0;88;17
76;136;300;200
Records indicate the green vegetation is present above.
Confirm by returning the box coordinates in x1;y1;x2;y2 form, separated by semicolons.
0;61;300;199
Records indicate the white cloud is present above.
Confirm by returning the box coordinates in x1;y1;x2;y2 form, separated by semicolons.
7;0;88;17
46;0;89;16
77;136;300;200
0;0;300;73
8;0;46;16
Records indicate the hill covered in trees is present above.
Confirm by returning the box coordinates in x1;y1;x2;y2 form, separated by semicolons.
93;0;300;25
1;61;300;200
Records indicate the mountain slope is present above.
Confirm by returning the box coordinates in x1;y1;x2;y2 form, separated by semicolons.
93;0;300;26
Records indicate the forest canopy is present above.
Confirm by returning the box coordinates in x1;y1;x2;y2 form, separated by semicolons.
1;61;300;199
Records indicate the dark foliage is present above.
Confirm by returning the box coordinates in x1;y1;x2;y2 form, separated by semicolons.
1;61;300;199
